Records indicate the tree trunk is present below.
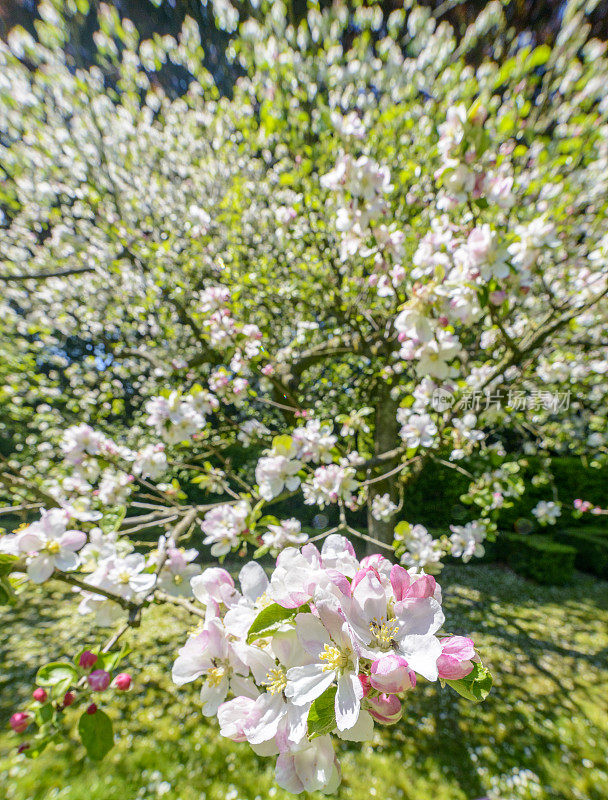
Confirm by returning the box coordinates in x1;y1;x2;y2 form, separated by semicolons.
366;383;401;552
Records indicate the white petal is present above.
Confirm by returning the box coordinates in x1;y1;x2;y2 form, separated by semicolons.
295;613;330;657
398;634;442;681
27;555;54;583
229;675;259;700
336;709;374;742
285;663;334;706
251;739;279;757
54;550;79;572
123;552;146;573
294;736;335;792
245;693;285;744
129;573;156;593
171;637;211;685
232;641;274;683
395;597;444;637
315;592;351;647
275;755;305;794
59;530;87;551
285;701;310;746
18;531;45;553
224;604;256;639
238;561;268;603
335;671;362;731
200;676;228;716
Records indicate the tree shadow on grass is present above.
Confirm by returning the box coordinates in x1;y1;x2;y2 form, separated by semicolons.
335;564;608;800
2;566;608;800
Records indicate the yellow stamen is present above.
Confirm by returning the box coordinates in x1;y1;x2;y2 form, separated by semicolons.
370;617;399;649
173;574;183;585
263;667;287;695
254;591;273;611
319;644;349;672
46;540;61;555
206;666;226;687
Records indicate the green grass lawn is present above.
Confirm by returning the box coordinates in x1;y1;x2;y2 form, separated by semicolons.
1;564;607;800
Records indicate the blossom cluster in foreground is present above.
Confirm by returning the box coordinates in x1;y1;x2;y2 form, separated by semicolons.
172;535;491;794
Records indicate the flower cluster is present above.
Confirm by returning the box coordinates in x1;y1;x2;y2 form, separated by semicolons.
0;507;205;624
172;536;488;794
392;520;489;571
573;499;607;517
145;389;218;444
449;521;486;562
1;508;86;584
321;154;392;260
8;646;132;761
531;500;562;526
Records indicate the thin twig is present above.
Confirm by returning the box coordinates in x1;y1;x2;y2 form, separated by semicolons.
120;514;180;536
360;458;417;486
345;525;396;552
154;590;206;619
306;526;340;543
0;503;43;516
0;267;95;281
56;573;139;612
101;621;131;653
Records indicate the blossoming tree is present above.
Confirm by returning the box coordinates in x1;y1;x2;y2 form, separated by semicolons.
0;0;606;790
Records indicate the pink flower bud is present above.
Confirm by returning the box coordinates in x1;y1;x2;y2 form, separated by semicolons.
32;688;47;703
437;636;476;680
370;655;415;694
86;703;98;715
359;674;372;697
366;693;403;725
113;673;132;691
79;651;98;669
10;712;31;734
87;670;111;692
17;742;30;754
63;691;75;707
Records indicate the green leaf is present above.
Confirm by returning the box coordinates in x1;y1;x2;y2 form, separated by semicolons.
307;686;337;737
78;709;114;761
36;662;79;689
445;660;493;703
24;737;51;759
247;603;297;643
0;575;16;606
0;553;18;575
271;434;293;456
97;644;130;673
394;521;412;539
34;702;54;727
258;515;280;526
